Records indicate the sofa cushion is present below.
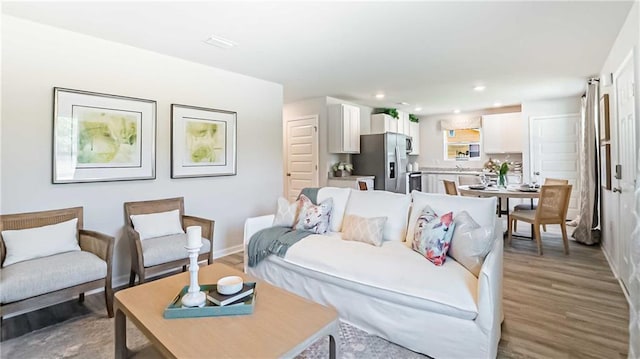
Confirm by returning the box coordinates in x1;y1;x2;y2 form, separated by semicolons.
284;234;479;320
0;251;106;303
342;215;386;246
130;209;184;241
406;191;497;243
317;187;351;232
1;218;81;267
412;206;455;266
449;211;495;277
142;233;210;267
294;195;333;234
273;197;299;227
345;190;411;242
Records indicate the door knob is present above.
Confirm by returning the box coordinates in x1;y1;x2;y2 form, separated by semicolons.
286;173;291;177
534;171;540;175
612;187;622;193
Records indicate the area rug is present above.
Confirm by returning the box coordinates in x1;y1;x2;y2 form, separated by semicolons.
0;312;427;358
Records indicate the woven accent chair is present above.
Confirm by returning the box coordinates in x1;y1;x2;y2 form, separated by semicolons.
513;178;569;232
507;184;573;255
443;180;458;195
0;207;114;319
124;197;214;286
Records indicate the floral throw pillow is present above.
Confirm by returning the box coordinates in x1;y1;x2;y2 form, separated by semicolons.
412;205;456;266
294;194;333;234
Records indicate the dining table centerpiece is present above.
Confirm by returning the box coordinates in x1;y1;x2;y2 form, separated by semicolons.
498;162;509;188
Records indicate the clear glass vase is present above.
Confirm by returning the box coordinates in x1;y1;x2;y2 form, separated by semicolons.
499;173;507;188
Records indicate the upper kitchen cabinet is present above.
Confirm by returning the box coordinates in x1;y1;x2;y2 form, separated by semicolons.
409;121;420;155
370;113;398;134
397;111;411;136
482;112;524;153
329;104;360;153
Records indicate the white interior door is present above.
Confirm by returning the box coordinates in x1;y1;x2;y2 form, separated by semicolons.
613;53;636;289
530;114;581;220
285;116;319;202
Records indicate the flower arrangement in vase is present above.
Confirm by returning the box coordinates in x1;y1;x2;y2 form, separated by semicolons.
332;162;353;177
498;162;509;188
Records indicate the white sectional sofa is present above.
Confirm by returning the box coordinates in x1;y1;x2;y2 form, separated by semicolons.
244;188;503;358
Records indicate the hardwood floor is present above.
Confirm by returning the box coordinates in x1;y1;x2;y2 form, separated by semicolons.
2;237;629;358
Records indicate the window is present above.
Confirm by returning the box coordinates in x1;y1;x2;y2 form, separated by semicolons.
443;128;481;161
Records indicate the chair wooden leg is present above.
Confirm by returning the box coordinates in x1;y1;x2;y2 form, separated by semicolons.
560;222;570;255
182;265;187;272
79;293;85;303
129;271;136;287
507;217;514;246
542;224;547;232
514;219;518;233
533;223;543;255
105;285;114;318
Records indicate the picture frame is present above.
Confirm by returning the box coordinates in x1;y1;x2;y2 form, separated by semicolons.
53;88;156;183
171;104;237;178
600;143;611;190
599;94;610;141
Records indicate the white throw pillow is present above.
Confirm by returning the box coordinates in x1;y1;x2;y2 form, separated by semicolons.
406;191;497;243
130;209;184;240
2;218;81;267
448;211;495;277
317;187;352;232
273;197;299;227
344;190;411;242
342;215;387;246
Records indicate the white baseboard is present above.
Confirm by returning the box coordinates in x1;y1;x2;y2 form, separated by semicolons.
601;245;632;306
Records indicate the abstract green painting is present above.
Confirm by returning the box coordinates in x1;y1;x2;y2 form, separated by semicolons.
184;118;225;165
75;107;141;167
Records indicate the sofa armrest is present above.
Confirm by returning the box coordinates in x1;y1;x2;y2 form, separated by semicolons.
79;229;114;264
243;215;274;273
475;223;503;342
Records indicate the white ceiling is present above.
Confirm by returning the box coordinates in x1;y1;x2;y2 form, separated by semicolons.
2;1;633;115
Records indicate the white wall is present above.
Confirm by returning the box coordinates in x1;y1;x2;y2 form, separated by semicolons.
597;2;639;357
1;16;284;283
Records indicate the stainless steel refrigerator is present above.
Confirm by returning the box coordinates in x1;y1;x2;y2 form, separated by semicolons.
352;133;408;193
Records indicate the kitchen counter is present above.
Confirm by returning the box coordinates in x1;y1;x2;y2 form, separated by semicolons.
419;167;484;175
328;175;375;181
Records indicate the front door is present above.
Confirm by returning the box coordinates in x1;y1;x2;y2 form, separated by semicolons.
530;114;581;220
285;116;319;202
613;52;636;289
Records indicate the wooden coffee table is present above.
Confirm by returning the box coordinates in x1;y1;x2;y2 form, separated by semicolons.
114;263;339;358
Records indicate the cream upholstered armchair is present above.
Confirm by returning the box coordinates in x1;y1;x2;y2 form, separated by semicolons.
124;197;214;286
0;207;114;319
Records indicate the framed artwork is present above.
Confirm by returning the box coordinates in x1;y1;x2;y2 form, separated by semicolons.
53;88;156;183
171;104;237;178
599;94;610;141
600;143;611;190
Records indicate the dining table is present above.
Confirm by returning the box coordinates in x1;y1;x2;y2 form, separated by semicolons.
458;184;540;237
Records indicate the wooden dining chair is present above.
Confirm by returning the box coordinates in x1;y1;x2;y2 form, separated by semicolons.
507;184;572;255
443;180;458;195
513;178;569;232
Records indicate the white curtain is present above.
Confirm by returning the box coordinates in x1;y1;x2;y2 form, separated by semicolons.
572;81;600;245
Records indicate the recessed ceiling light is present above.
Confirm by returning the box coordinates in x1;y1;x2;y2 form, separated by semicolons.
397;102;410;106
375;93;385;99
453;109;461;114
493;102;502;107
414;107;422;111
204;35;237;49
473;85;486;92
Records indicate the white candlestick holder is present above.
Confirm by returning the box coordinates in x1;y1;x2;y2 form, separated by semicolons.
180;244;206;307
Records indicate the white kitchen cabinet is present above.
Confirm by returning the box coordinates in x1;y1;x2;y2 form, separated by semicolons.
397;111;411;136
408;121;420;155
370;113;398;134
329;104;360;153
423;173;458;194
482;112;523;153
